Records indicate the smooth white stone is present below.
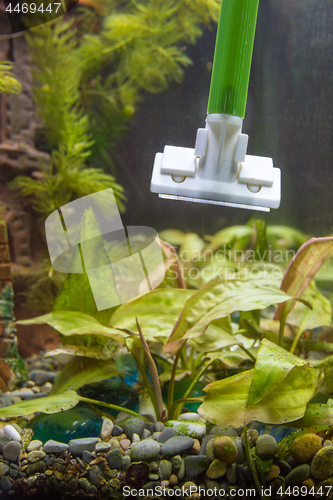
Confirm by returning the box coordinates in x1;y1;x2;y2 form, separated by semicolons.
178;412;201;421
4;424;21;442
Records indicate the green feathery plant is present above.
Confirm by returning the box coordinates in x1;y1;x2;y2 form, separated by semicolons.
10;0;220;214
9;19;126;216
79;0;220;167
0;61;22;94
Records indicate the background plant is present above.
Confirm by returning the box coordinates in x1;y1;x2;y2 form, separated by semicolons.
10;0;220;216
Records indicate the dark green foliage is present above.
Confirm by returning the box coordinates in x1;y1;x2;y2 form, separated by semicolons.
10;19;125;216
10;1;220;213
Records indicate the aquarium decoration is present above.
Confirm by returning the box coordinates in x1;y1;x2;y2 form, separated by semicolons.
151;0;281;211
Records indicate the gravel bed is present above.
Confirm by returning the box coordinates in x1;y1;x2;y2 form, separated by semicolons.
0;358;332;499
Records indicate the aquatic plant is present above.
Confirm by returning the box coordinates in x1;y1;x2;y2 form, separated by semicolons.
2;217;333;434
0;61;22;95
9;19;125;217
10;0;220;215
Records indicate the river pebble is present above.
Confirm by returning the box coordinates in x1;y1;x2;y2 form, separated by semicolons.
0;462;9;477
27;450;46;462
25;459;47;476
69;437;100;455
95;441;111;453
88;464;103;486
285;464;311;486
256;434;278;459
156;427;177;443
4;424;21;442
100;417;113;441
158;459;172;480
130;438;161;462
206;459;226;479
119;416;145;439
184;455;210;477
0;476;12;492
178;413;202;421
29;370;57;386
161;436;194;457
43;439;69;454
165;420;206;439
291;433;322;463
311;446;333;480
26;439;43;452
3;441;21;462
213;436;238;464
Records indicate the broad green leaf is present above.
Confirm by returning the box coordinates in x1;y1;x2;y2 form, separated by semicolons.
166;281;293;354
187;318;240;353
204;226;253;253
286;283;332;331
247;339;307;407
17;311;128;344
207;349;255;367
51;357;121;394
266;225;307;251
274;237;333;320
316;257;333;292
179;233;205;260
198;365;323;426
0;390;80;417
289;404;333;428
61;334;119;360
188;257;239;288
110;288;195;343
233;263;285;289
158;229;185;246
53;209;118;325
253;219;268;261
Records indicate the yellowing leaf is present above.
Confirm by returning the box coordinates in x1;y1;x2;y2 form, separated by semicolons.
0;390;80;417
166;281;293;354
275;237;333;320
198;365;323;426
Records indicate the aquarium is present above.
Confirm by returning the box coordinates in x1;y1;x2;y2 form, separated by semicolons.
1;0;333;499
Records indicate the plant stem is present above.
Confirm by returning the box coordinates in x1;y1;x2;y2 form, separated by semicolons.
79;396;149;421
243;424;266;500
136;318;165;421
188;346;195;373
168;397;203;421
130;348;160;420
193;352;206;371
279;302;291;347
167;349;182;415
290;325;304;354
173;359;214;420
238;344;257;363
180;347;187;370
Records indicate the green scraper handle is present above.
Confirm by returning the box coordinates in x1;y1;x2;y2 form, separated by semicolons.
207;0;260;118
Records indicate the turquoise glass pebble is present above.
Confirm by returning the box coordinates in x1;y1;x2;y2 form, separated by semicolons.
28;405;103;444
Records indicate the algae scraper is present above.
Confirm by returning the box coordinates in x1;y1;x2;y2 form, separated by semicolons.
151;0;281;212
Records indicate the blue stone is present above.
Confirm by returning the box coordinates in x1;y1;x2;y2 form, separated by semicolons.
28;405;102;444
